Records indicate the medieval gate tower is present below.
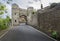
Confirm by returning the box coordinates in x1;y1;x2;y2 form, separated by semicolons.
12;3;34;26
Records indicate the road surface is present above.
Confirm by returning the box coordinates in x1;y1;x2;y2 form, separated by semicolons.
0;23;55;41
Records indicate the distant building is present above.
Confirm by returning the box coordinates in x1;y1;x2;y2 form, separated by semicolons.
12;3;34;25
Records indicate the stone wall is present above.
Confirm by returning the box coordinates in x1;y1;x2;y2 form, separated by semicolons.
30;13;38;26
37;5;60;35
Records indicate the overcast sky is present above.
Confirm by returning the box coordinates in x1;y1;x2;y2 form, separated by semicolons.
13;0;60;9
0;0;60;18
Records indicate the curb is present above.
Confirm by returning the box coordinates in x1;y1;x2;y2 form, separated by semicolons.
28;24;57;41
0;30;8;39
35;28;57;41
0;27;12;39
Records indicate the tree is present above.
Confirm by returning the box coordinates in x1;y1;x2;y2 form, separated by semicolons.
0;3;11;30
0;3;7;15
0;18;7;30
0;16;11;30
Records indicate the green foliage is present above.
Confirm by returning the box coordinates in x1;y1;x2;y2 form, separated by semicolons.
0;3;7;15
51;30;58;39
32;12;34;14
6;16;11;24
0;16;11;30
0;3;10;30
0;18;6;30
0;5;5;10
0;11;4;15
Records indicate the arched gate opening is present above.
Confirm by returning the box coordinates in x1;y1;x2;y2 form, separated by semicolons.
19;15;27;24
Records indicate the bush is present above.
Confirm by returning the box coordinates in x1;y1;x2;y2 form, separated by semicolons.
51;30;60;40
0;19;6;30
0;17;11;30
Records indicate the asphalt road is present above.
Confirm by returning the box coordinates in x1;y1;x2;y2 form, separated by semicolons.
0;23;55;41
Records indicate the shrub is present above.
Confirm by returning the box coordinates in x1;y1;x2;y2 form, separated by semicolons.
51;30;59;39
0;17;11;30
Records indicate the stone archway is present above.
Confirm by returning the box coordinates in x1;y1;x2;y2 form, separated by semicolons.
19;15;27;23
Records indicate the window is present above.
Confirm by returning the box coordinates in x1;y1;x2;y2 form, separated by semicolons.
15;13;16;15
15;20;17;22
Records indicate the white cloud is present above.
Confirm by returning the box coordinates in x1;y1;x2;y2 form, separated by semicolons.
49;0;60;3
29;1;41;10
1;0;60;10
1;0;60;18
13;0;58;9
6;4;11;18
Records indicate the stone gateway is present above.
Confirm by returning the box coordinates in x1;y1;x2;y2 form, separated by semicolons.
12;3;34;26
